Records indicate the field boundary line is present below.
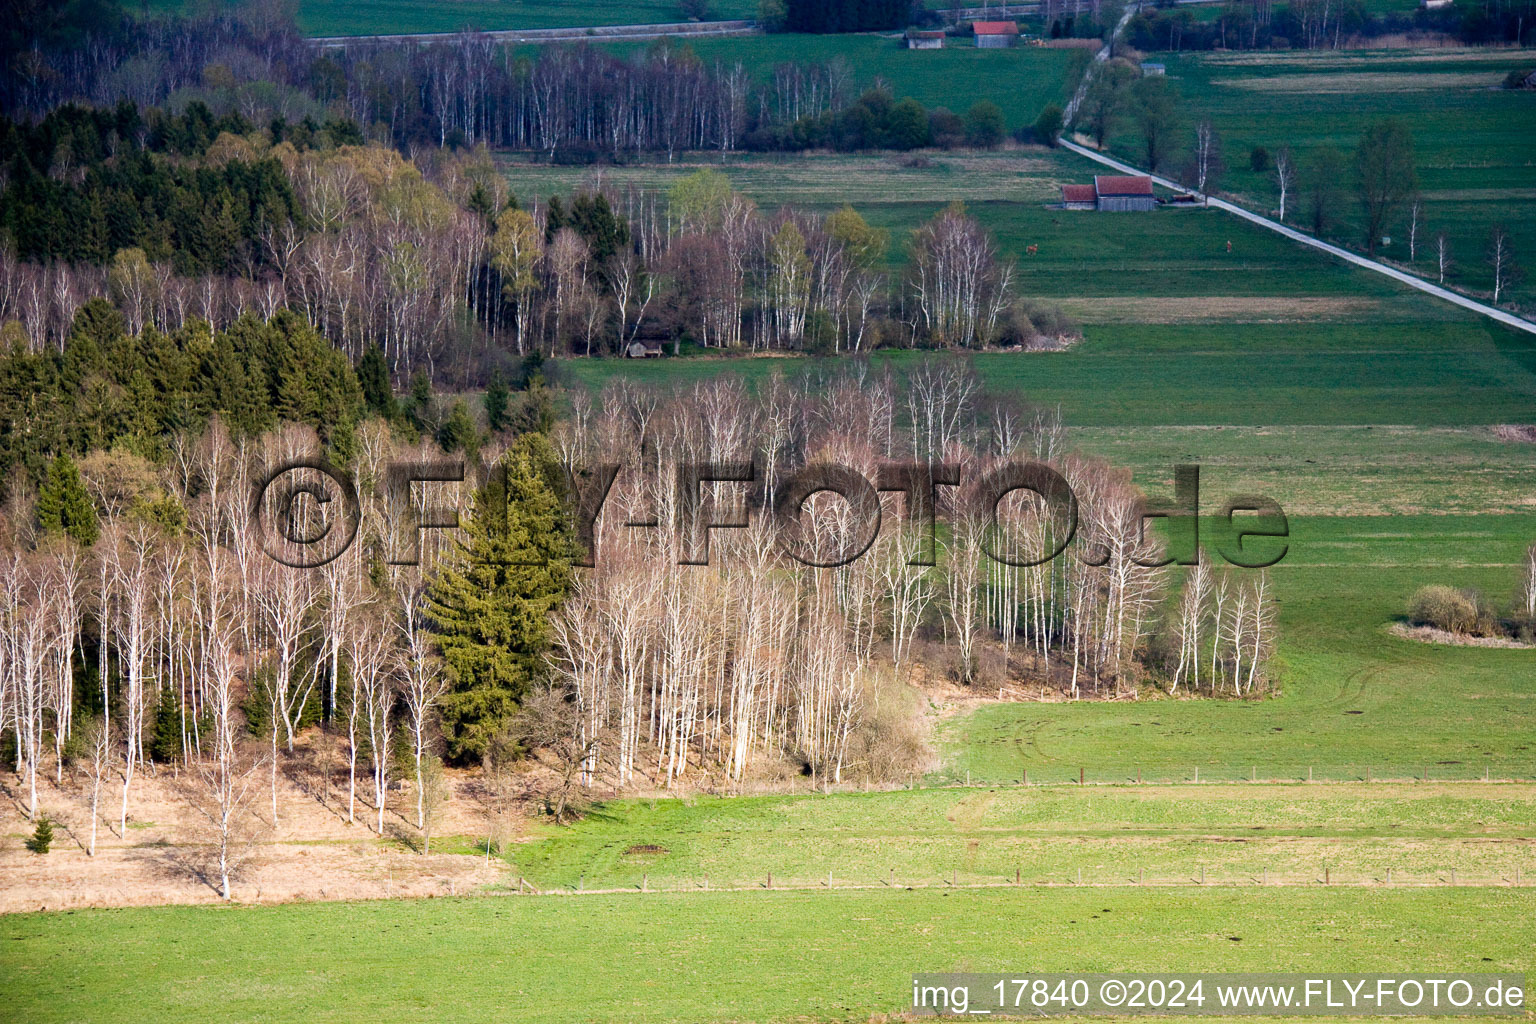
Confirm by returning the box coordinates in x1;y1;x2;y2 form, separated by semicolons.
1058;138;1536;337
311;19;760;47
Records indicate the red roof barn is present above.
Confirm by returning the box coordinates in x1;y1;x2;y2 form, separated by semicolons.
1061;184;1097;209
1060;175;1158;211
972;21;1019;47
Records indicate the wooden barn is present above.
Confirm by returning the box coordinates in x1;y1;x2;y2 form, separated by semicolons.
1093;174;1156;211
1060;175;1157;211
1060;184;1097;210
971;21;1019;47
905;28;945;48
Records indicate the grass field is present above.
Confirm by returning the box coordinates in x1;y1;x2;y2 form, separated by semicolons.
1112;48;1536;310
554;319;1536;426
2;888;1531;1023
498;783;1536;891
940;514;1536;786
144;0;757;36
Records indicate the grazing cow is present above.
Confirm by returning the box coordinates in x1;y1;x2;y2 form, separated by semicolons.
1026;244;1038;256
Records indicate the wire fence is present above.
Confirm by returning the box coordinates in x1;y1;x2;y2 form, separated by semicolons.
925;763;1536;787
499;864;1534;897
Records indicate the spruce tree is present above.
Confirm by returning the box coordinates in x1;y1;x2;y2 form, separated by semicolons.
483;374;510;433
438;399;480;458
426;434;575;762
357;345;396;420
26;817;53;854
36;454;99;546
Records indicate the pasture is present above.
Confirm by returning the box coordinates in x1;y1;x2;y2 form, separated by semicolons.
2;888;1531;1023
1119;48;1536;309
143;0;758;36
501;783;1536;891
940;514;1536;786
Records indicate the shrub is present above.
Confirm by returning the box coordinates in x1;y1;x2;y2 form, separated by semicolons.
26;817;54;854
1250;146;1269;172
1032;104;1064;147
964;101;1006;149
1407;585;1488;635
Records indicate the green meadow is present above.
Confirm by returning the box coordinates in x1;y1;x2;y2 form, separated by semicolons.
3;888;1531;1023
144;0;758;36
1117;48;1536;309
499;783;1536;891
940;514;1536;786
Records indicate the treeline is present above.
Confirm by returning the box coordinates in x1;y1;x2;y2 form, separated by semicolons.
0;357;1281;875
0;104;330;273
1;131;1081;394
744;89;1006;153
784;0;915;33
1;4;1025;159
1127;0;1534;51
0;300;362;482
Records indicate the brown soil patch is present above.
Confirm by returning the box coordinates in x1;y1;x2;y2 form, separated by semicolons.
0;748;520;912
1052;296;1381;324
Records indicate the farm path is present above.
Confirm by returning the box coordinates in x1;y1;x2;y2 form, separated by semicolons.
1059;138;1536;336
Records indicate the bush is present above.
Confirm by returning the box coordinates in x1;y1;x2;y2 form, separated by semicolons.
964;101;1006;149
1032;104;1064;147
1250;146;1269;172
1407;585;1491;636
26;817;54;855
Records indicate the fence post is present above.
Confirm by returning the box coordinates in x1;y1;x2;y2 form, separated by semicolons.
1137;767;1141;785
1022;768;1027;786
1139;866;1144;885
704;873;709;890
1387;868;1391;886
1251;766;1256;782
828;868;833;888
966;770;970;786
1324;866;1329;886
642;873;648;892
1194;766;1199;783
953;868;958;887
1451;868;1456;886
1080;767;1085;786
1077;867;1082;885
1262;867;1267;886
890;867;895;887
578;874;584;892
1200;866;1205;885
767;871;772;889
1016;867;1021;884
1366;766;1371;783
1308;766;1312;782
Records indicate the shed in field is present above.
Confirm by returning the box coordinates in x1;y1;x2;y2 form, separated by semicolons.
972;21;1019;47
625;339;665;358
1093;174;1156;212
1060;184;1097;210
1060;175;1158;211
1139;61;1166;76
905;28;946;48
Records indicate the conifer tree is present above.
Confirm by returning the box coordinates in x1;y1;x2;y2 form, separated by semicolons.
36;453;99;546
426;434;575;762
483;374;511;433
357;346;396;420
